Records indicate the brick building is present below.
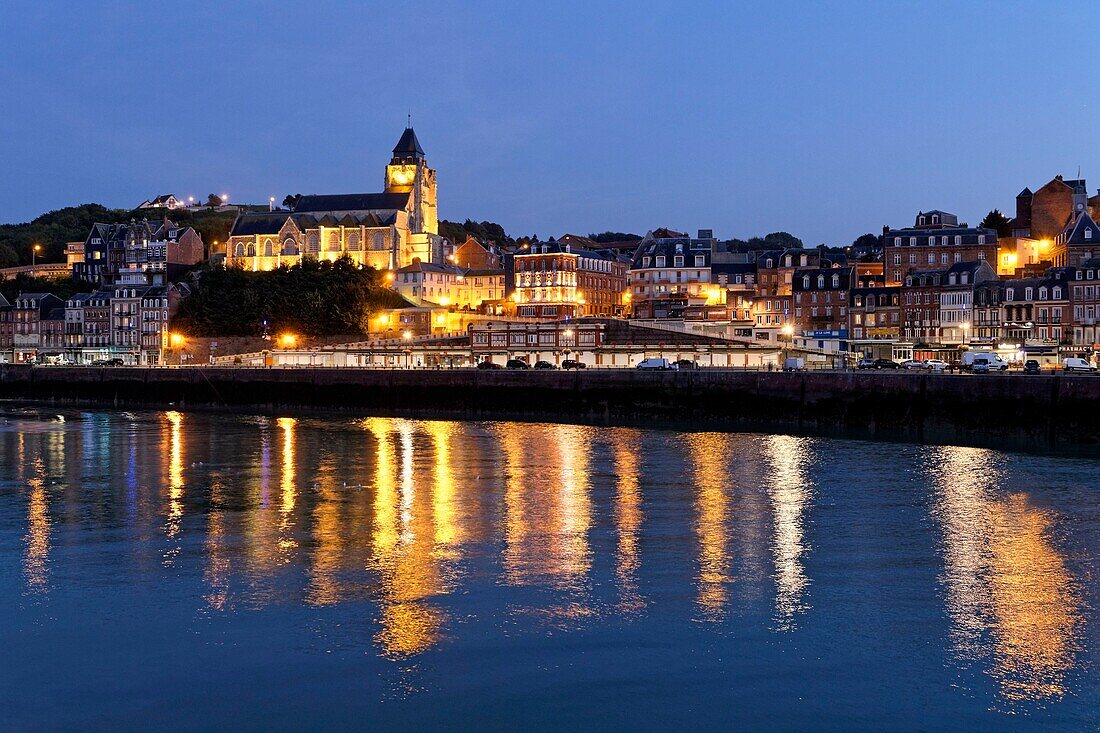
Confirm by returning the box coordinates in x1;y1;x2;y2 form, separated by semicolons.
792;266;853;350
1002;268;1073;345
849;286;901;355
883;210;997;285
516;241;626;319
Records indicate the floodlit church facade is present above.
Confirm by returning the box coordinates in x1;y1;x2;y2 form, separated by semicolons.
225;127;441;271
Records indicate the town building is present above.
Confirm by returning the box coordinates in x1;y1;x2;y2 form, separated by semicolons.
629;230;715;319
393;262;506;309
937;261;998;345
883;211;997;285
138;194;185;210
972;280;1005;346
791;266;854;352
75;219;203;287
12;293;63;362
448;235;502;270
1070;262;1100;349
848;286;901;357
515;240;627;319
1001;268;1072;345
226;126;442;272
1053;194;1100;269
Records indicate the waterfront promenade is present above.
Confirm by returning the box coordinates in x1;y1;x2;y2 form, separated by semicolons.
2;364;1095;448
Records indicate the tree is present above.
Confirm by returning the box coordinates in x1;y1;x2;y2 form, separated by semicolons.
282;194;302;210
762;231;804;249
851;233;879;249
588;231;642;243
980;209;1012;238
206;194;224;207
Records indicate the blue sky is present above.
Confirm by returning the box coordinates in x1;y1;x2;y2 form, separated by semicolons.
0;1;1095;245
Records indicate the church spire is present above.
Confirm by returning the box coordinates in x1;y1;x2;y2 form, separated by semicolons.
391;126;425;164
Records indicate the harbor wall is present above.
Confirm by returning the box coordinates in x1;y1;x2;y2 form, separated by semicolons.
0;365;1092;449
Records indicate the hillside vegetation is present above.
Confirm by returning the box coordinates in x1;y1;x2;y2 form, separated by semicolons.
173;257;409;337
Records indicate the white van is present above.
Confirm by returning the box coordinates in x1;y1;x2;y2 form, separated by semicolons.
636;357;677;370
783;357;806;372
1062;357;1096;373
963;352;1008;371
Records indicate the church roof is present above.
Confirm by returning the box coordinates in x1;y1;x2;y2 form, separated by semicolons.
293;192;409;213
393;127;425;157
230;213;292;236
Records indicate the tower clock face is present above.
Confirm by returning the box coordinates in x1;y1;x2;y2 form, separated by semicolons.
389;166;416;186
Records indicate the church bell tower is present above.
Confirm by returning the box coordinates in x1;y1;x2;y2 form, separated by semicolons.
385;125;438;236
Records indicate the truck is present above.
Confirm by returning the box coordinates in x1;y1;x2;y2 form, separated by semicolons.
961;352;1008;372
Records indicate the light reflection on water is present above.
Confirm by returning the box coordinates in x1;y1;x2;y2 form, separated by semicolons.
929;445;1084;706
0;408;1096;727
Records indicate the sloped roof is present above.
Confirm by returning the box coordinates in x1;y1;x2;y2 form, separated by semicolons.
1063;210;1100;244
293;192;410;212
392;127;425;157
231;213;292;237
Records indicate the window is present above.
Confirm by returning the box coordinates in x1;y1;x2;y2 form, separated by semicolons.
1053;286;1062;299
1039;287;1048;300
656;256;666;267
1087;229;1094;240
694;255;704;267
978;235;986;244
893;237;901;246
1025;287;1033;300
802;275;810;288
831;274;839;287
817;275;825;288
674;256;684;267
893;253;901;265
954;236;962;245
1006;288;1014;301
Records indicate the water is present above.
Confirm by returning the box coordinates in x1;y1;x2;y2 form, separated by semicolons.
0;407;1096;730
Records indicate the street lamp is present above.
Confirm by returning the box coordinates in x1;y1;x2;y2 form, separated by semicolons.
961;321;971;345
32;243;41;270
278;333;298;349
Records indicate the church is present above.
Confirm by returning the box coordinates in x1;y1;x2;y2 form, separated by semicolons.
225;126;441;272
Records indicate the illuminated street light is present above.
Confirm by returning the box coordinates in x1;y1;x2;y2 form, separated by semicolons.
278;333;298;348
32;243;42;268
169;332;185;348
402;330;412;340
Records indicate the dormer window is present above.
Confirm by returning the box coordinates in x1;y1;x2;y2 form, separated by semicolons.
1006;288;1015;301
1039;287;1048;300
655;256;666;267
893;237;901;246
978;235;986;244
909;237;917;246
932;215;939;224
766;259;774;268
919;216;926;226
1053;286;1062;299
1025;287;1034;300
1087;229;1093;240
674;255;684;267
817;275;825;288
961;273;968;284
954;236;962;245
831;274;839;287
949;274;957;285
802;275;810;288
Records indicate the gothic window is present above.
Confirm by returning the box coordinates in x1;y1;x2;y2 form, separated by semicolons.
283;238;298;255
246;244;256;257
306;232;320;253
373;232;385;249
327;231;342;251
234;243;244;257
264;240;273;257
348;233;361;251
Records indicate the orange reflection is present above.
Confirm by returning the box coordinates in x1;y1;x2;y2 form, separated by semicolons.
204;478;229;610
688;433;731;620
306;452;343;607
764;434;811;631
162;411;185;565
24;457;50;594
364;418;445;659
500;425;593;592
612;432;645;614
933;446;1082;704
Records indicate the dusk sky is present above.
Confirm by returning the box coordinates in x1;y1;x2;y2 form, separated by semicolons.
1;1;1095;245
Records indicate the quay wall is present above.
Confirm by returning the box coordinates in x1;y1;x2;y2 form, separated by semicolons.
0;365;1094;449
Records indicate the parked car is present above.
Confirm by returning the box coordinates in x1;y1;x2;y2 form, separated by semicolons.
533;360;556;370
924;359;949;372
561;359;586;370
104;358;124;367
873;359;900;369
476;360;502;370
900;359;925;370
676;359;699;371
1023;359;1041;374
505;359;530;369
783;357;806;372
1062;357;1097;373
637;357;676;370
857;357;877;370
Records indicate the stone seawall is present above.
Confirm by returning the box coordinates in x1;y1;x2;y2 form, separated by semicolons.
0;365;1093;449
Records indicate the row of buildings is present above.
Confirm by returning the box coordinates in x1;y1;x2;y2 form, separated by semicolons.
0;285;185;364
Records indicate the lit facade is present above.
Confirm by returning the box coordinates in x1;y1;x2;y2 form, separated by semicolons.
226;126;442;272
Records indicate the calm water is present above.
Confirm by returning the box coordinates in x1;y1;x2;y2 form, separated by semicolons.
0;408;1097;730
